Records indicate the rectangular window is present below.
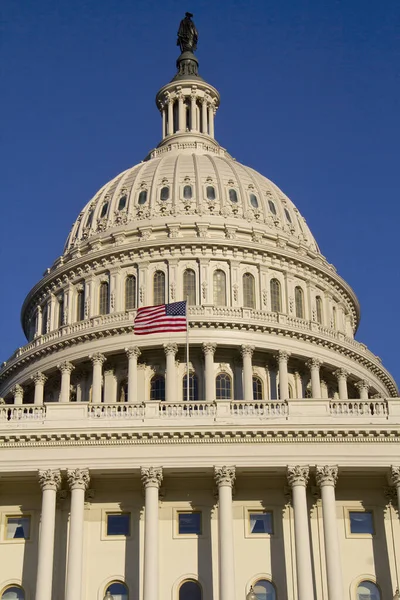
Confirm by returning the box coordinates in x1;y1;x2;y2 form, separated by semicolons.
349;511;374;534
6;516;31;540
249;511;273;534
178;512;202;535
106;513;131;536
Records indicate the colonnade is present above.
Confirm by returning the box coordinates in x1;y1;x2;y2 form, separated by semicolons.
32;465;400;600
160;88;217;140
9;344;375;405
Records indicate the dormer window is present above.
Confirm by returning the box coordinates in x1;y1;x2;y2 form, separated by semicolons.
183;185;192;199
206;186;216;200
268;200;277;215
284;208;292;223
100;202;109;219
118;195;127;211
160;186;170;201
249;193;259;208
229;188;238;203
138;190;148;205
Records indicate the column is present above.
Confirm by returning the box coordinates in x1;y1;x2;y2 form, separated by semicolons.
214;466;236;600
287;466;314;600
190;90;197;131
276;350;290;400
320;379;329;399
12;384;24;405
334;368;348;400
141;467;163;600
35;469;61;600
58;362;74;403
103;368;117;403
202;342;217;401
35;306;42;338
241;345;255;401
178;92;185;132
163;343;178;402
65;468;90;600
355;379;370;400
89;353;106;404
125;346;141;403
306;358;322;398
208;103;215;138
316;466;343;600
391;466;400;516
167;98;173;135
161;106;166;139
32;373;47;405
201;98;208;134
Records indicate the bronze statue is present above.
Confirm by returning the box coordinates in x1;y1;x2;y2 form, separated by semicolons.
177;12;198;53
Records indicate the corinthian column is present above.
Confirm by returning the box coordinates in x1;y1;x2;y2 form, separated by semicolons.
355;379;370;400
214;466;236;600
125;346;141;403
32;373;47;405
167;97;173;135
276;350;290;400
89;353;106;404
287;466;314;600
306;358;322;398
241;345;255;401
334;368;348;400
65;468;90;600
163;343;178;402
35;469;61;600
58;361;74;403
391;466;400;517
202;343;217;402
141;467;163;600
316;466;343;600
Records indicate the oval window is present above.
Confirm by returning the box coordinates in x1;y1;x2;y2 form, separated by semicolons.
229;188;238;203
249;193;259;208
268;199;277;215
118;195;127;211
100;202;109;218
160;186;169;201
284;208;292;223
206;186;216;200
138;190;148;205
183;185;192;199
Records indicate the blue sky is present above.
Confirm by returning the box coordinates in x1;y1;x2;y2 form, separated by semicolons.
1;0;399;386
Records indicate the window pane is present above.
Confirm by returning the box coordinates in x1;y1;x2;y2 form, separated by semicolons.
183;374;198;401
183;269;196;305
1;587;25;600
270;279;281;312
138;190;147;205
349;511;374;534
150;376;165;401
295;286;304;319
153;271;165;305
160;186;169;201
99;282;109;315
243;273;255;308
118;195;127;211
216;373;231;399
58;295;64;327
107;514;130;536
76;290;85;321
268;200;277;215
6;516;30;540
206;186;216;200
86;209;94;228
253;580;276;600
106;582;128;600
178;512;202;534
179;581;202;600
249;193;259;208
249;512;273;534
183;185;192;199
357;581;380;600
284;208;292;223
100;202;109;218
125;275;136;310
316;296;323;324
213;270;226;306
252;376;263;400
229;188;238;203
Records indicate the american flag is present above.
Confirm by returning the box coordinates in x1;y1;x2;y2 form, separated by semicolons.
133;301;187;335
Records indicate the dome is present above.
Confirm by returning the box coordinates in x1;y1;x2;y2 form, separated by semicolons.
63;146;319;256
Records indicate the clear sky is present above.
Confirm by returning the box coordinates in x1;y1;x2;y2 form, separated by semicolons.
1;0;399;387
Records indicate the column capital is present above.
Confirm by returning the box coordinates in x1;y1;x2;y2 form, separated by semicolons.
334;368;348;380
32;372;48;385
57;361;75;375
306;357;323;370
163;343;178;357
38;468;61;492
355;379;370;392
67;468;90;491
141;466;163;488
390;466;400;486
240;345;255;358
214;466;236;487
202;342;217;356
89;353;106;366
276;350;291;363
11;384;24;396
287;465;310;487
125;346;141;359
316;465;338;487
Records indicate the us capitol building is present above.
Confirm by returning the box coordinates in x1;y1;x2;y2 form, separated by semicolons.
0;14;399;600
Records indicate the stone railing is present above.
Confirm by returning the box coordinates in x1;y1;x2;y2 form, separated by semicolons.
159;401;216;418
0;406;47;421
330;400;388;417
231;401;288;417
88;403;145;419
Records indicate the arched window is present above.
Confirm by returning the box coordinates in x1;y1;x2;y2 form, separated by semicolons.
104;581;128;600
179;580;202;600
153;271;165;305
206;186;216;200
160;186;170;201
249;193;259;208
316;296;323;324
125;275;136;310
76;289;85;321
58;294;64;327
150;375;165;401
284;208;292;223
138;190;147;205
295;286;304;319
99;281;110;315
268;200;277;215
100;201;109;218
42;304;48;335
183;269;196;305
270;279;281;312
229;188;238;203
356;581;381;600
216;373;232;400
1;587;25;600
251;579;277;600
118;195;127;211
183;185;192;199
183;373;199;401
85;209;94;228
213;270;226;306
252;376;263;400
243;273;256;308
332;305;337;329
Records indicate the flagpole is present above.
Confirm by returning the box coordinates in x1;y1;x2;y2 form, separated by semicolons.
186;296;189;402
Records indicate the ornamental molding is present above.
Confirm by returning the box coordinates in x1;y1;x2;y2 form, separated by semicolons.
315;465;338;487
202;342;217;356
287;465;310;487
140;466;163;488
390;465;400;486
32;372;47;385
38;468;61;491
67;468;90;491
306;358;323;370
214;465;236;487
163;343;178;356
240;345;255;358
334;368;349;380
125;346;141;359
89;353;106;366
57;361;75;374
